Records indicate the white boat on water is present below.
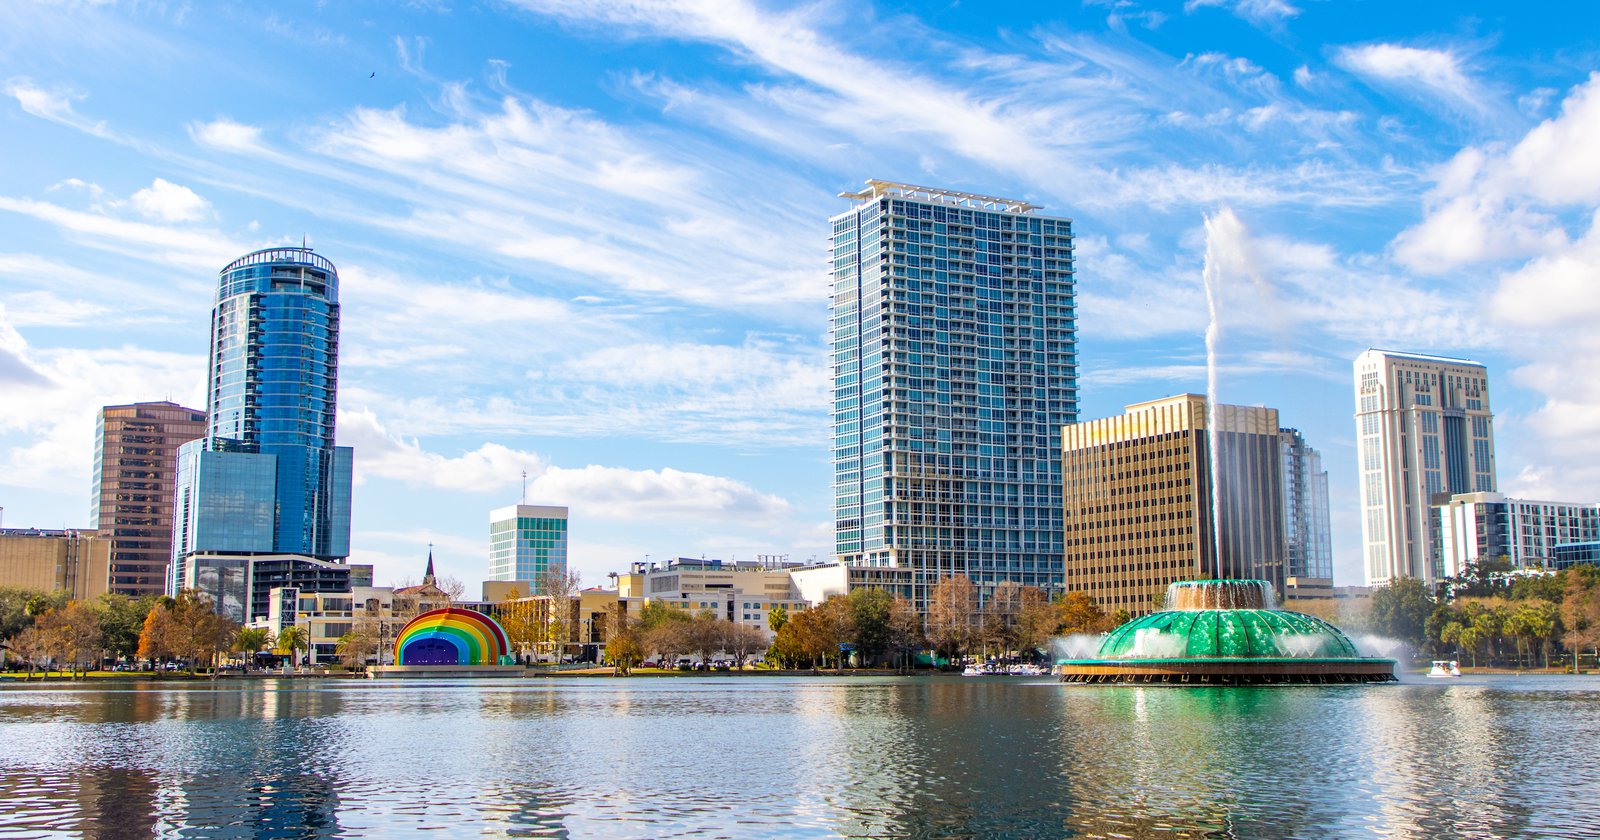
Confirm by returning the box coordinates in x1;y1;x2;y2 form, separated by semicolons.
1427;660;1462;678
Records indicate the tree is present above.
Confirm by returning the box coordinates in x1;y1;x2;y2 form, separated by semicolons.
435;575;467;604
886;595;924;673
96;593;157;664
1507;600;1560;669
276;625;310;671
55;601;105;677
1014;587;1057;659
11;624;47;678
0;587;61;648
1562;568;1600;671
847;588;894;665
496;586;541;663
535;566;583;661
927;575;976;666
335;621;379;669
685;610;725;666
641;605;692;667
776;606;832;672
602;605;644;675
810;596;854;671
721;622;766;670
1367;578;1434;649
138;600;174;665
234;627;274;671
982;581;1023;659
767;604;789;634
163;591;237;675
1058;591;1114;634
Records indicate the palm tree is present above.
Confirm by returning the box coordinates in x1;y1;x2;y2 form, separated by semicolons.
234;627;273;672
276;626;310;673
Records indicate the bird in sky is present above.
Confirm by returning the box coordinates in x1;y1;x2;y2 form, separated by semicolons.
369;71;376;79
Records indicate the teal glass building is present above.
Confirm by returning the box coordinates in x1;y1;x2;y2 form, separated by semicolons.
830;181;1076;606
170;247;354;598
488;504;569;592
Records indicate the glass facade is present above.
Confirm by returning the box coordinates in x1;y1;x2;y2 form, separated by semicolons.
171;248;354;598
488;505;569;592
830;181;1076;607
1279;429;1333;580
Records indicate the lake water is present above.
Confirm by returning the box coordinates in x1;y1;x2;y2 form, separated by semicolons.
2;673;1598;838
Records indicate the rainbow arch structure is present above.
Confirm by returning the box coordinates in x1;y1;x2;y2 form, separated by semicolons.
394;607;510;666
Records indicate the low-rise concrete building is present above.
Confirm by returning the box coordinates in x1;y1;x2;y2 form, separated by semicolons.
0;528;111;600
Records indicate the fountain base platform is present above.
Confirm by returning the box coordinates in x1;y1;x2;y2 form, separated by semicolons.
1057;657;1396;685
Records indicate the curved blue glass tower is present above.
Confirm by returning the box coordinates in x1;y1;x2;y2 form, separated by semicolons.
207;247;348;557
171;247;353;604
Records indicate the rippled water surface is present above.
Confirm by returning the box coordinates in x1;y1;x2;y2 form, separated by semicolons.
2;674;1598;838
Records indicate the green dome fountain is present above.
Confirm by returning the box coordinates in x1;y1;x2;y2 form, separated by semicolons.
1057;580;1395;685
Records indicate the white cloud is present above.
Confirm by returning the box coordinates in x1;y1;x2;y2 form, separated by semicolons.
337;407;790;521
3;76;110;137
1185;0;1300;25
0;195;246;270
1335;44;1496;122
0;310;204;498
530;464;789;520
128;178;211;222
1393;73;1600;272
190;118;264;152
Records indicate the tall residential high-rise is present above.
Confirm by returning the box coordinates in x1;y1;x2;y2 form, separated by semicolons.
1353;350;1495;587
171;247;354;614
1279;428;1333;582
830;180;1076;607
1061;395;1285;612
91;401;206;597
488;504;569;593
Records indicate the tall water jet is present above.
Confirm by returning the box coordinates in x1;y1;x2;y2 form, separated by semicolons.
1201;212;1227;568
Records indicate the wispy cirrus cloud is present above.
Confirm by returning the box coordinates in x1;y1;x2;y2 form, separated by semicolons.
3;76;112;138
1334;43;1508;125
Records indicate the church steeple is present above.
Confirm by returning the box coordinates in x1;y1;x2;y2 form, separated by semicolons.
424;545;436;587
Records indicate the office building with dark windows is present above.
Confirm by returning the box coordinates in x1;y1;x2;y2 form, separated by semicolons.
1061;395;1287;614
90;401;206;597
830;180;1076;608
170;247;354;617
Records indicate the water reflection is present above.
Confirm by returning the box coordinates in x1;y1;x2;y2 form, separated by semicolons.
2;676;1599;838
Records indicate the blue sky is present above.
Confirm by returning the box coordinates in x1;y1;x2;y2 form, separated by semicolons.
2;0;1599;592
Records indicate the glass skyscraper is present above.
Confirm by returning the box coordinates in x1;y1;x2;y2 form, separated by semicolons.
170;247;354;597
830;180;1076;607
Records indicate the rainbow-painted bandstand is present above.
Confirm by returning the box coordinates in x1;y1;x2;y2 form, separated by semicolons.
370;607;521;678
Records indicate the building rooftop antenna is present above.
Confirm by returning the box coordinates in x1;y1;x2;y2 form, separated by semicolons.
521;470;527;505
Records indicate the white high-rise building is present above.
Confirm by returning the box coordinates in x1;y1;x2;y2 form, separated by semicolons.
1434;492;1600;576
1353;350;1496;587
488;504;569;593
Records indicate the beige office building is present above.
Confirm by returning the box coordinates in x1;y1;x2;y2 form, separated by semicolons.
1061;395;1286;614
91;401;207;597
0;528;112;601
1353;350;1495;587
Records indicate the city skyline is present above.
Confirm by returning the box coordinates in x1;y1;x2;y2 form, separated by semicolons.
2;3;1599;590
